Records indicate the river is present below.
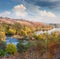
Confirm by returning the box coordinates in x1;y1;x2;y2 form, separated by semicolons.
6;36;19;45
6;36;29;45
35;28;60;35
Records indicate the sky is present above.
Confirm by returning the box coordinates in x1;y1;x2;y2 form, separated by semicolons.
0;0;60;23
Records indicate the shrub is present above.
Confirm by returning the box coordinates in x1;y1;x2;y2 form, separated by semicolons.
6;44;17;55
0;49;5;57
17;40;32;53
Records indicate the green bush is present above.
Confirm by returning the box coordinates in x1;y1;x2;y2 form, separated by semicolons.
17;40;32;53
0;49;5;57
6;44;17;55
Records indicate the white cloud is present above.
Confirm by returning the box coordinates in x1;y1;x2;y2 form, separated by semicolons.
0;4;28;19
25;4;57;23
0;11;11;17
0;4;58;23
25;4;56;18
13;4;28;17
40;10;56;17
14;4;26;10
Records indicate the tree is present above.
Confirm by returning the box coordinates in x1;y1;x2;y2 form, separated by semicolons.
6;44;17;55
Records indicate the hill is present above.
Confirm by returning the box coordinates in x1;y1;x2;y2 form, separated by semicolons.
0;17;53;31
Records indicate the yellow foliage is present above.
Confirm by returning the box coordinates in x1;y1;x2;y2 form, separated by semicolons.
0;31;6;41
20;29;27;36
9;29;16;34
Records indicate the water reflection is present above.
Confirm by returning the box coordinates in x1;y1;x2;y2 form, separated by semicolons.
6;36;19;45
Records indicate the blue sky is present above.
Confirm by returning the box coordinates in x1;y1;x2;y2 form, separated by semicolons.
0;0;60;23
